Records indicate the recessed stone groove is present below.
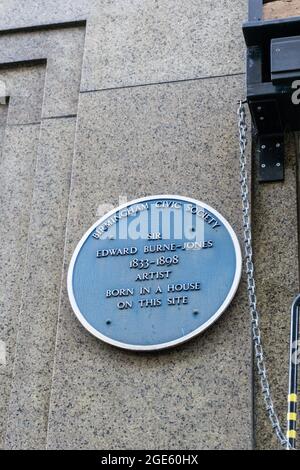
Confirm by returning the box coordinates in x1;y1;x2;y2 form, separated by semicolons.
0;114;78;128
0;59;47;71
80;72;246;95
0;20;87;36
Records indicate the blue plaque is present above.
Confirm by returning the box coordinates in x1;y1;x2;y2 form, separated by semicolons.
68;196;242;351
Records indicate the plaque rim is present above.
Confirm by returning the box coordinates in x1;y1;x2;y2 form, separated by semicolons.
67;195;242;351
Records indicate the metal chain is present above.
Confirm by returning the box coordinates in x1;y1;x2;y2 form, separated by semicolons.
237;101;293;450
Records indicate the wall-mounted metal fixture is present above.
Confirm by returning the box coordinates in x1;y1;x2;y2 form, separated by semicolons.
243;0;300;182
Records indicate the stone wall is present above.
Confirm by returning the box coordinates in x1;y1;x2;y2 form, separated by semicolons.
0;0;297;450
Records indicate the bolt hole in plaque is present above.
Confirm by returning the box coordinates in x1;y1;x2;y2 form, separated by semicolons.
68;196;242;351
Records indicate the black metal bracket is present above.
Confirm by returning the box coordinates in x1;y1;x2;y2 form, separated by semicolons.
243;0;300;183
249;96;284;181
258;134;284;182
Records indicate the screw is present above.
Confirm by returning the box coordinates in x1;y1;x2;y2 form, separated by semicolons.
257;106;262;112
193;310;200;316
276;143;281;148
106;320;112;325
276;163;281;167
260;116;264;121
261;163;266;168
261;145;266;149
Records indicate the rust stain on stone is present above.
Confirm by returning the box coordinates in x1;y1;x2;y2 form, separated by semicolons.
263;0;300;20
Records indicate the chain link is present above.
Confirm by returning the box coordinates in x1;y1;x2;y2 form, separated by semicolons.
237;101;293;450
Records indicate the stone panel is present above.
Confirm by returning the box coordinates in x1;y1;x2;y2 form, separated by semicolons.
47;76;253;450
252;135;299;450
81;0;246;91
0;27;85;118
0;64;45;125
4;118;77;450
0;63;46;450
0;1;246;90
0;0;91;28
0;124;41;447
0;24;84;450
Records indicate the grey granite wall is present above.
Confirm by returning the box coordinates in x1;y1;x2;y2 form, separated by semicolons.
252;135;299;449
0;0;296;450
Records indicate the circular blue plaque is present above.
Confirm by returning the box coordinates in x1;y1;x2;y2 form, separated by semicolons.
68;196;242;351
